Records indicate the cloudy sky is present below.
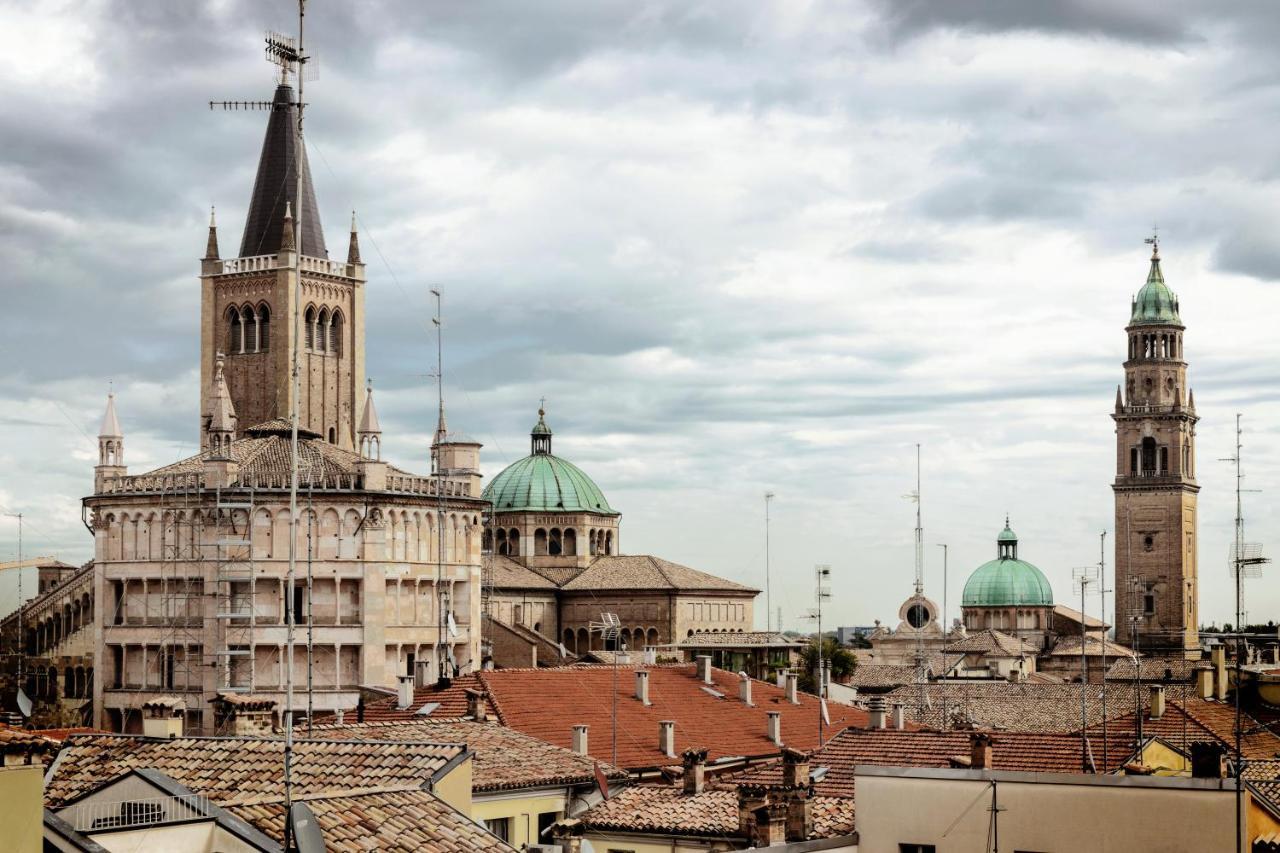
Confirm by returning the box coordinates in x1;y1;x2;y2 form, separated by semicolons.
2;0;1278;631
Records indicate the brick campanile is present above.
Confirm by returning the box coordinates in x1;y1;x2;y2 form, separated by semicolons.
1112;238;1200;659
198;82;365;450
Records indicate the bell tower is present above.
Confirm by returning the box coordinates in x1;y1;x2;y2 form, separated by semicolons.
199;82;366;450
1112;237;1200;658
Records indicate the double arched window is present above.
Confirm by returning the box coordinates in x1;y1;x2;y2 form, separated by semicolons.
226;304;270;354
304;305;344;355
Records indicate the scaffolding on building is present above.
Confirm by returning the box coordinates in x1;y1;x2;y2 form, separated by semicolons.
211;488;256;700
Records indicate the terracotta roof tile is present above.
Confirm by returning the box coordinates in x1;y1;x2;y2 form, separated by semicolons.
306;719;627;791
226;787;514;852
320;674;490;724
1105;656;1208;682
886;681;1159;733
681;632;805;648
1047;635;1136;657
562;555;757;593
945;628;1037;657
488;555;560;590
45;735;467;808
478;664;875;769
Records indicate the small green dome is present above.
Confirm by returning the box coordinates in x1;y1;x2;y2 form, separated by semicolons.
962;521;1054;607
484;454;615;513
1130;247;1181;326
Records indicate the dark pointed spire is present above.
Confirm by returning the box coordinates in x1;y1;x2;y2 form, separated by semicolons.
239;83;327;258
204;206;220;260
347;210;361;264
1115;384;1124;411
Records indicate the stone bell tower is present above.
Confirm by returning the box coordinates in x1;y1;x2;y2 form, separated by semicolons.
1112;238;1200;658
198;82;366;450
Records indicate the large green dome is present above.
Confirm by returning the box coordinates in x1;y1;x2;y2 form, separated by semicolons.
483;408;616;514
1130;245;1181;326
962;522;1054;607
485;454;615;513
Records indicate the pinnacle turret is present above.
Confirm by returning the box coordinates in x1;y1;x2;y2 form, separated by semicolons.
206;353;238;456
347;210;361;265
279;201;295;252
204;207;220;260
358;380;382;460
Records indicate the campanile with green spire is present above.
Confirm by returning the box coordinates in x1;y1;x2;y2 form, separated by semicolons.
1112;237;1200;658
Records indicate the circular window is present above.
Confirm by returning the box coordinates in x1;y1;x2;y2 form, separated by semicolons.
906;603;930;629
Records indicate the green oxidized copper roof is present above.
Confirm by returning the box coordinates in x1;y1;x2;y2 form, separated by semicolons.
484;454;615;513
531;409;552;436
962;523;1054;607
1130;246;1181;326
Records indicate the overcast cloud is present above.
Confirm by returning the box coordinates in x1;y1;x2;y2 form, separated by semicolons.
1;0;1278;630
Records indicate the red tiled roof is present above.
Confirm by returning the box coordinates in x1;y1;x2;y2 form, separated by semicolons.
307;718;627;792
317;674;490;724
478;663;876;769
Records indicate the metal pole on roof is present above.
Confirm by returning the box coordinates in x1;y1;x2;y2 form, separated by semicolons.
1099;530;1108;771
764;492;774;633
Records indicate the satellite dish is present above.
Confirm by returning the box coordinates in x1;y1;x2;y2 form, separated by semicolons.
288;801;326;853
16;688;31;718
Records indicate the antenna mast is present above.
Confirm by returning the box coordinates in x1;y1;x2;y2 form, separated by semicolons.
764;492;774;632
432;289;447;683
914;444;923;595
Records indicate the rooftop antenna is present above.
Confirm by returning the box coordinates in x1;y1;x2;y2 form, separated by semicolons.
1072;565;1098;771
764;492;774;632
4;511;30;717
431;288;448;685
802;566;833;745
1097;530;1109;771
911;444;923;595
589;613;622;765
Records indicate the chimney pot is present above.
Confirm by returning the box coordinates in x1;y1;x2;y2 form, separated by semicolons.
785;672;799;704
397;674;414;709
335;709;344;726
1149;684;1166;720
636;670;651;705
867;697;886;730
572;724;589;756
697;655;713;684
891;701;905;730
767;711;782;746
466;688;487;722
781;747;810;787
682;747;709;795
970;732;994;770
659;720;676;757
1195;668;1213;699
739;672;753;706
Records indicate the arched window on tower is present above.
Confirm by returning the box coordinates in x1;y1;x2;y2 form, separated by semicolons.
1141;437;1157;474
258;304;270;352
317;308;330;354
227;306;242;354
304;306;316;351
548;528;562;556
563;528;576;556
509;529;520;555
330;310;343;357
534;528;548;556
243;304;257;353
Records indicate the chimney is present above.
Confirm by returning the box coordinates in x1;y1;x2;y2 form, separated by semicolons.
1196;668;1213;699
397;674;414;709
466;688;487;722
867;697;886;730
212;693;277;737
572;724;589;756
891;701;906;731
636;670;651;705
776;670;787;689
781;747;810;787
335;709;344;726
785;672;799;704
767;711;782;746
644;648;657;665
971;732;994;770
1191;741;1227;778
1149;684;1166;720
738;672;753;706
142;697;186;739
659;720;676;758
697;655;713;684
682;747;709;795
739;785;785;847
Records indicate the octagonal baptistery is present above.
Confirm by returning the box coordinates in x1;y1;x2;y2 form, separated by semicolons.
960;520;1055;650
483;409;620;572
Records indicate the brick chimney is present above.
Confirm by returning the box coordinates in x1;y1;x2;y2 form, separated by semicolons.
738;787;788;848
682;747;709;795
781;747;810;787
1149;684;1165;720
212;693;277;737
465;688;487;722
738;672;753;706
971;732;994;770
636;670;651;705
142;696;186;739
785;672;799;704
659;720;676;758
572;724;589;755
697;655;713;684
767;711;782;746
1191;742;1227;778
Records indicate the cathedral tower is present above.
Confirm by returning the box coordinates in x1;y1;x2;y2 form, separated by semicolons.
199;82;365;449
1112;239;1199;658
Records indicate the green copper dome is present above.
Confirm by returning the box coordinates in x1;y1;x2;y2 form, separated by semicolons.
1130;245;1181;326
483;409;617;514
962;522;1054;607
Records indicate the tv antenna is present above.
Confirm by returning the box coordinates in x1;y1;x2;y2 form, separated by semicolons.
902;444;923;596
800;565;833;744
1219;414;1268;631
589;613;622;766
1072;565;1098;771
764;492;774;632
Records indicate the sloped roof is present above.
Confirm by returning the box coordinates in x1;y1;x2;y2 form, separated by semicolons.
562;555;758;593
305;719;626;792
488;554;559;590
1048;635;1136;658
945;628;1038;657
318;674;490;724
885;681;1151;733
477;663;873;769
45;735;467;808
226;787;513;852
1105;655;1208;682
681;631;804;649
